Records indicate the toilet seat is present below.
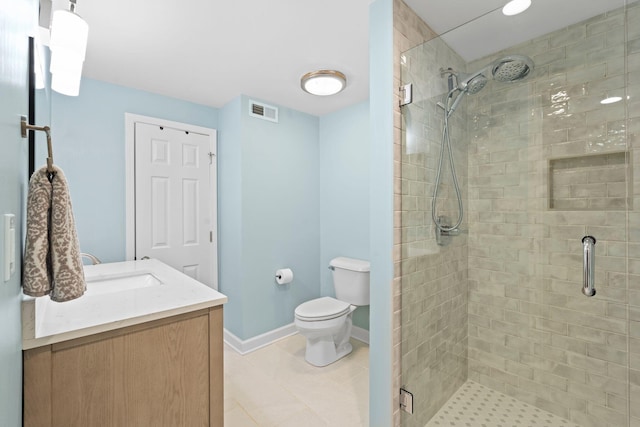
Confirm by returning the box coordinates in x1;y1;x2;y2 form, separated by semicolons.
295;297;351;321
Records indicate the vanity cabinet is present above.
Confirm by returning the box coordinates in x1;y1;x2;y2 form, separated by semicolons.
23;306;223;427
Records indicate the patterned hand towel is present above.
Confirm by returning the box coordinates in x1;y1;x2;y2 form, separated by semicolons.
23;166;86;302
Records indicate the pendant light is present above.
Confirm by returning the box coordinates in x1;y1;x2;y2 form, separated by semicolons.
49;0;89;96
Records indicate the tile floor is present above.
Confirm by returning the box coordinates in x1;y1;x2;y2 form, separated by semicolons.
224;334;369;427
425;380;582;427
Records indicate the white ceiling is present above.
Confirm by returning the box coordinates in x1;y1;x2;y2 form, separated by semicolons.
403;0;625;62
64;0;624;117
75;0;372;117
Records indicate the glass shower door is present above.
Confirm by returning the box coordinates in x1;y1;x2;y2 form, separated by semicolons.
398;1;635;426
399;33;471;427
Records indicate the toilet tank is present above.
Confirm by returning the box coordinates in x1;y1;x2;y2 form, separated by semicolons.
330;257;370;306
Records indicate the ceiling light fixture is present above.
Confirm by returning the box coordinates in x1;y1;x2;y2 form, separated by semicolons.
502;0;532;16
300;70;347;96
49;0;89;96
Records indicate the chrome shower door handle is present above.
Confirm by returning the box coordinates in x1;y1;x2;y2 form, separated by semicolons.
582;236;596;297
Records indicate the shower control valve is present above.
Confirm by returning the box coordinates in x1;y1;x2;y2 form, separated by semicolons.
435;216;467;246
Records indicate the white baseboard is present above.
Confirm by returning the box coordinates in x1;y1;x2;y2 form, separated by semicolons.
224;323;370;355
224;323;298;355
351;325;370;344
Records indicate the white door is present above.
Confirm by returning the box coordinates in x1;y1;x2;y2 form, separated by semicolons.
134;122;216;288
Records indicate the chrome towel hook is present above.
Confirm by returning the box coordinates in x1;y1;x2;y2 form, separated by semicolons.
21;115;55;176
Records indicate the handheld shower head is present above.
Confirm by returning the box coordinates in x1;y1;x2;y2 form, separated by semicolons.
460;73;488;94
444;72;487;117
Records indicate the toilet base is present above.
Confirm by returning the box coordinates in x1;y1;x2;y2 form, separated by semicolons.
297;309;355;367
304;336;353;367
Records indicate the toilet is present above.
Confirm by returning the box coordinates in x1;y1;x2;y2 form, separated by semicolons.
294;257;370;367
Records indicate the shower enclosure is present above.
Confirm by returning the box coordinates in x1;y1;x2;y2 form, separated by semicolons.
398;1;638;426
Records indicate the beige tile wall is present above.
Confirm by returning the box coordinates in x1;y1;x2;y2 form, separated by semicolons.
394;1;470;426
394;1;639;426
393;3;438;426
465;3;638;426
393;1;434;423
626;2;640;426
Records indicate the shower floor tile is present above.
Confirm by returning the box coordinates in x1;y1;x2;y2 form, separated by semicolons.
425;380;581;427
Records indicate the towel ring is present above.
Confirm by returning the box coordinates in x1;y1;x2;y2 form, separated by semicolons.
21;116;54;174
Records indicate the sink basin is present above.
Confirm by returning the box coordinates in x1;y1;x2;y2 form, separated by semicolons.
85;272;162;296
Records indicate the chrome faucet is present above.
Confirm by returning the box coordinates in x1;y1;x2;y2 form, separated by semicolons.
80;252;102;265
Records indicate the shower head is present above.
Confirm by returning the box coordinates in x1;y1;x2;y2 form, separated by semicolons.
441;54;534;117
447;54;534;96
490;54;534;82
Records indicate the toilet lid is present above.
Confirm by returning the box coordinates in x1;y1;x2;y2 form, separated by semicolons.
295;297;351;321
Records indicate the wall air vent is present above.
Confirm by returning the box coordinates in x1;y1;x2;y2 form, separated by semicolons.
249;100;278;123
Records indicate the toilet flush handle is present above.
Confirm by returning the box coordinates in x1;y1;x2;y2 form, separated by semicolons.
328;266;335;271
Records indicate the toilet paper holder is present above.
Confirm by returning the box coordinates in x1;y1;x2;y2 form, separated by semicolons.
275;268;294;285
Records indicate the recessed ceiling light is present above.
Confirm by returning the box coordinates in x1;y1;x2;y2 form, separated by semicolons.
502;0;531;16
301;70;346;96
600;96;622;105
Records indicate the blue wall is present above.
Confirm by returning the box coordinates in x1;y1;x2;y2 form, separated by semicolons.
219;95;321;340
319;102;370;329
242;97;321;339
369;0;395;425
0;1;35;425
219;96;372;340
42;78;218;262
218;96;244;336
45;80;371;342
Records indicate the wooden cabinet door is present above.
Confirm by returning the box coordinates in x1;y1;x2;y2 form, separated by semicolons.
50;314;210;427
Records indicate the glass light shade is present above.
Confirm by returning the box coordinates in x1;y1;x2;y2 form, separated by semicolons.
49;10;88;60
502;0;532;16
49;47;83;74
49;9;88;96
52;72;82;97
301;70;346;96
51;56;83;96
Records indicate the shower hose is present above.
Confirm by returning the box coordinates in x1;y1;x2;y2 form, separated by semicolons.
432;89;464;233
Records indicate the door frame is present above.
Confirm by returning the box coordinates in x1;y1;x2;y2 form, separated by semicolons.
124;113;218;289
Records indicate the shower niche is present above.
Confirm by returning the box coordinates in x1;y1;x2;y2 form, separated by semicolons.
548;152;631;210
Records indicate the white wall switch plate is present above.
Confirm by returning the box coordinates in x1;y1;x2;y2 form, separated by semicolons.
4;214;16;282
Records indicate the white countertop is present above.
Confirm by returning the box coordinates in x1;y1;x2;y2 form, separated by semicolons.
22;259;227;350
